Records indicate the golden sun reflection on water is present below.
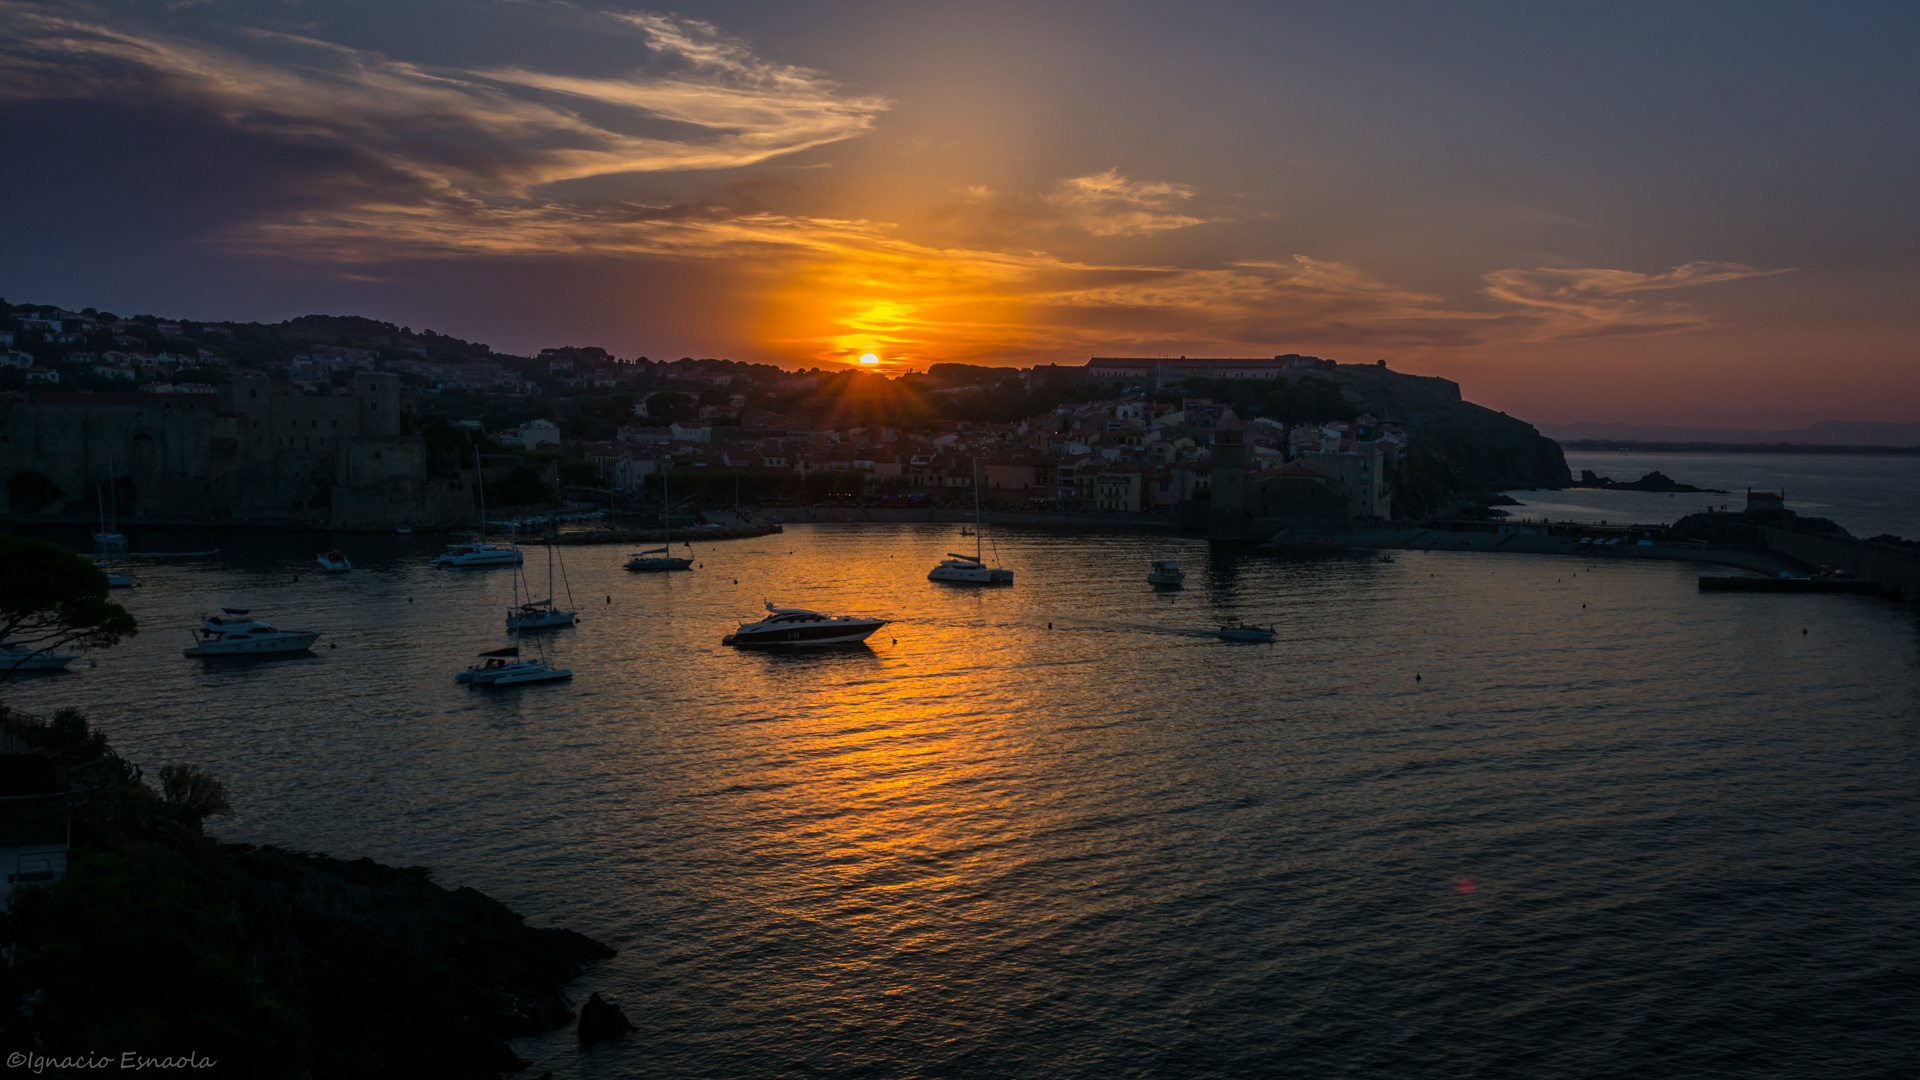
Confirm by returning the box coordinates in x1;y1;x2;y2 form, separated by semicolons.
7;522;1916;1077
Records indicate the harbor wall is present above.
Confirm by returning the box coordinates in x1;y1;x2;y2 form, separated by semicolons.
1760;528;1920;600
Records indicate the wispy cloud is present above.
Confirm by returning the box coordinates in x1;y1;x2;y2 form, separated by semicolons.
1482;261;1798;338
0;2;888;200
1045;168;1209;236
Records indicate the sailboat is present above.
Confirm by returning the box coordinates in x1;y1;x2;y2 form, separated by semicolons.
625;465;694;572
434;444;523;567
507;519;578;630
928;460;1013;584
94;452;127;549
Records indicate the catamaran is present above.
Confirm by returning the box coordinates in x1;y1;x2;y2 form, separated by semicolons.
928;460;1013;585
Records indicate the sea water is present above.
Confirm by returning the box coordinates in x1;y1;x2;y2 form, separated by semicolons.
6;521;1916;1078
1504;450;1920;538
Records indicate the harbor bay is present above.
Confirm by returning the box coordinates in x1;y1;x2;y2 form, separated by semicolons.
7;523;1916;1078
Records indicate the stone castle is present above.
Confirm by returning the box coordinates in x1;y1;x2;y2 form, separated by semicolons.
0;373;472;529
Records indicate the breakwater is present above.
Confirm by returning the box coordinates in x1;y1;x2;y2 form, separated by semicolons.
1266;522;1799;575
528;522;784;545
1760;527;1920;600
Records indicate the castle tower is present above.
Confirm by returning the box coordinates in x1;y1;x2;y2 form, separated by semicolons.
354;372;401;437
1208;428;1249;539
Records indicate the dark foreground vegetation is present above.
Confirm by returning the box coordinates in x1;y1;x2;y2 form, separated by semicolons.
0;706;613;1079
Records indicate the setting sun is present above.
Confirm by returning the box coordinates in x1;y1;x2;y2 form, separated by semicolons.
858;353;880;365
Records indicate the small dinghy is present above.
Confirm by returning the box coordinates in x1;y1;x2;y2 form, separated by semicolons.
1218;624;1276;643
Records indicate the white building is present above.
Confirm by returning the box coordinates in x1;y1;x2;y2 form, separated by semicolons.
498;418;561;450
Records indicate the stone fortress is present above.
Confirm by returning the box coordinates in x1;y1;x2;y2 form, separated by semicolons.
0;373;472;529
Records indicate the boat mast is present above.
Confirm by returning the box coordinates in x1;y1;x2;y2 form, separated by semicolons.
474;443;486;539
972;458;982;562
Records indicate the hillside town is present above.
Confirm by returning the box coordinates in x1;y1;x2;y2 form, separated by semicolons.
0;300;1532;534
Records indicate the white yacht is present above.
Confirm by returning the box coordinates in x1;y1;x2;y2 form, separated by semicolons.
316;551;352;573
0;643;79;672
722;603;888;647
1147;560;1184;587
928;460;1013;585
184;610;321;657
434;541;522;568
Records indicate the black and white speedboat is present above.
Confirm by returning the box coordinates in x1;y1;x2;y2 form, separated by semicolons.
722;603;888;647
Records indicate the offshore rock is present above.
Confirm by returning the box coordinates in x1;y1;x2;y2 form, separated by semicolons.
1576;469;1728;493
578;991;635;1045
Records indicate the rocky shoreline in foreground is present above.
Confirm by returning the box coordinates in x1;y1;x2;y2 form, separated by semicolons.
1;706;625;1078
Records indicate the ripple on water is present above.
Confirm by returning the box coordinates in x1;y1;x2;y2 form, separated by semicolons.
7;524;1918;1078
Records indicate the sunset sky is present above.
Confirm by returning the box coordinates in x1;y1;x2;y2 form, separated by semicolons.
3;1;1916;427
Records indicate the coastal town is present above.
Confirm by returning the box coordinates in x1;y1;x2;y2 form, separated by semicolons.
0;300;1470;536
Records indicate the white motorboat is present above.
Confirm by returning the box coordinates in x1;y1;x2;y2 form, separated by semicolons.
434;541;522;567
1218;624;1276;643
722;603;888;647
0;643;79;671
184;609;320;656
104;572;132;588
1147;560;1184;587
928;460;1013;585
316;550;352;573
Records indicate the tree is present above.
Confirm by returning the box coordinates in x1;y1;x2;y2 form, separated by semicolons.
644;392;697;422
0;535;137;680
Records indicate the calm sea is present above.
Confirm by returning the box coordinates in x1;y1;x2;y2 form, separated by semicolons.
6;512;1917;1078
1504;451;1920;539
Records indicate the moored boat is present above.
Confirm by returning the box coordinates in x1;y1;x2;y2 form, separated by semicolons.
1147;560;1184;587
316;551;352;573
184;610;321;656
927;460;1012;585
0;642;79;672
1218;624;1276;643
455;647;571;685
722;603;888;647
624;547;693;572
434;541;522;567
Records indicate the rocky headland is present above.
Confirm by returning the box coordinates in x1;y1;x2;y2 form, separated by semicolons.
0;706;621;1078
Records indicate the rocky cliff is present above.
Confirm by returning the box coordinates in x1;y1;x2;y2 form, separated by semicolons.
1327;364;1572;517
